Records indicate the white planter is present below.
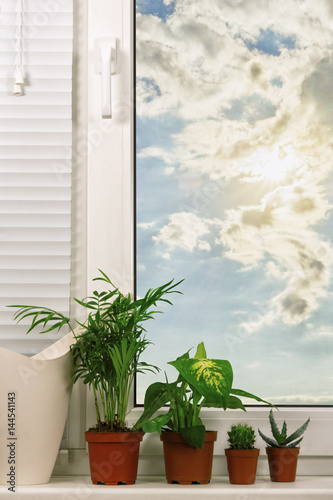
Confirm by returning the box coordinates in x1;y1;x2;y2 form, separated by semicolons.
0;331;74;485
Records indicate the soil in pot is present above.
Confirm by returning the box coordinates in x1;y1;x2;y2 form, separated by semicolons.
225;449;260;484
266;447;300;482
161;431;217;485
85;431;143;485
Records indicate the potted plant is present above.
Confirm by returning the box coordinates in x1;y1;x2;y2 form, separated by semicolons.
133;341;272;485
225;424;260;484
10;270;183;485
258;410;310;482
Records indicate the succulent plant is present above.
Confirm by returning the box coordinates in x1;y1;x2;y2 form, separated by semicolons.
258;410;310;448
227;424;256;450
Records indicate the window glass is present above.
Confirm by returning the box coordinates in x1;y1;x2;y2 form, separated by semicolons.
136;0;333;406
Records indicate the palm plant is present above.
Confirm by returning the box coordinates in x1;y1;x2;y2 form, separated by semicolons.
10;270;183;432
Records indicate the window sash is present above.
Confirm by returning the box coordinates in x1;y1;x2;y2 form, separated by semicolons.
61;0;333;474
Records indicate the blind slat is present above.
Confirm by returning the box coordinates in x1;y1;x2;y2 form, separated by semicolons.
0;65;72;78
0;214;71;227
0;53;73;65
2;26;73;39
0;173;71;186
0;105;71;118
1;12;73;25
0;0;73;13
0;199;71;212
1;39;73;52
0;242;71;255
0;255;70;269
0;119;72;132
0;145;72;159
0;132;72;145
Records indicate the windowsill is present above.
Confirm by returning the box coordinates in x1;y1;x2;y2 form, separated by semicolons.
1;476;333;499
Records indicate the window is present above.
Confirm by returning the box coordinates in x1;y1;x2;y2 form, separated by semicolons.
1;0;331;475
136;0;333;410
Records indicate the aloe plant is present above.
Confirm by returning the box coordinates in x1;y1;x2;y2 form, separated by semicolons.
227;424;256;450
133;341;273;448
9;270;183;432
258;410;310;448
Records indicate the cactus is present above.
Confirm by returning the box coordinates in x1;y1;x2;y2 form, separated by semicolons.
227;424;256;450
258;410;310;448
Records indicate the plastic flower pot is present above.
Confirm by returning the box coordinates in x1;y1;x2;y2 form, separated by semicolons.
85;431;143;485
160;431;217;485
0;331;74;485
225;448;260;484
266;447;300;482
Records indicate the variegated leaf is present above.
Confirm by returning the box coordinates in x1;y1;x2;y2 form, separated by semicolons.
168;357;233;410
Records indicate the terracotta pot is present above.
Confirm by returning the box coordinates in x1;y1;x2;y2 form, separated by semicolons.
266;447;300;482
160;431;217;484
85;431;143;485
225;448;260;484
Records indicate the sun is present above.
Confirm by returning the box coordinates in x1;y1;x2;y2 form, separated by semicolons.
253;145;298;182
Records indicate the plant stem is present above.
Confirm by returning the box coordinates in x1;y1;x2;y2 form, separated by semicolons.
92;382;101;424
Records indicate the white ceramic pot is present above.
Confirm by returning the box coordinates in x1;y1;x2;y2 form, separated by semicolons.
0;331;74;485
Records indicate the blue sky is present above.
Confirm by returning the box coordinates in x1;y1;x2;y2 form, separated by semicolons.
136;0;175;21
136;0;333;405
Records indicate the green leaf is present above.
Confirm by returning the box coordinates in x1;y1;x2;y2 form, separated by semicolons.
133;382;171;430
281;421;287;442
287;437;304;448
230;388;275;408
180;425;206;449
226;395;246;411
269;410;283;444
169;357;233;410
142;410;174;434
258;428;279;447
194;342;207;359
283;417;310;446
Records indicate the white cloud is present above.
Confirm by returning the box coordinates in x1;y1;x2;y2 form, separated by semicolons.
301;326;333;343
137;221;156;230
164;166;175;175
218;183;332;325
137;0;333;330
137;146;176;165
270;394;333;404
246;361;262;370
153;212;215;252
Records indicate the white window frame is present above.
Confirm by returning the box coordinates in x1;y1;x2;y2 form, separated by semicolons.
57;0;333;476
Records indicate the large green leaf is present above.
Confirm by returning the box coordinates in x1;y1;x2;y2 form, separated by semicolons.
226;395;246;411
142;410;174;434
133;382;170;430
194;342;207;359
180;425;206;449
231;388;275;407
169;357;233;410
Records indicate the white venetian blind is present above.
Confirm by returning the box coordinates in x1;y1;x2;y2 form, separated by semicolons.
0;0;73;353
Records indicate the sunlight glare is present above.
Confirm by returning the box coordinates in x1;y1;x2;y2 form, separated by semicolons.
255;145;297;182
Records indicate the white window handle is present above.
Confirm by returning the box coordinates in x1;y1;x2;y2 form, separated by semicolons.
99;37;117;119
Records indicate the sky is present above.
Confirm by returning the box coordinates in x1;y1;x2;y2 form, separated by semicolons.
135;0;333;405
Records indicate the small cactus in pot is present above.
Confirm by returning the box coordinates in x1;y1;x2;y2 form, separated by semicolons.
225;424;259;484
227;424;256;450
